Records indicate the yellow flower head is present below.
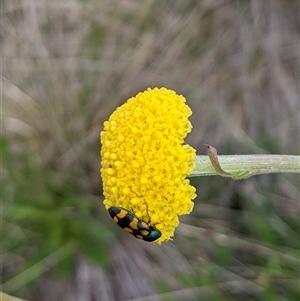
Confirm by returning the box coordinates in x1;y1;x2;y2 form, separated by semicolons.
100;87;196;243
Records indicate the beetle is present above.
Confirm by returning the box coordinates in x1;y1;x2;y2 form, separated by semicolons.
108;206;161;242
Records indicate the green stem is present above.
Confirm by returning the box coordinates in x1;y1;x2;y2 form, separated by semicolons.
190;155;300;179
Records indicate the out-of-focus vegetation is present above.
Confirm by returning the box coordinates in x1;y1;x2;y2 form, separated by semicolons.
2;0;299;300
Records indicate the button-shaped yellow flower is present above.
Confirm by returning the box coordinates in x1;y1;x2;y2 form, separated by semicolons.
100;87;196;243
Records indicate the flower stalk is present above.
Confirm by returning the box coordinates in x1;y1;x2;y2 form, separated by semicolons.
191;151;300;180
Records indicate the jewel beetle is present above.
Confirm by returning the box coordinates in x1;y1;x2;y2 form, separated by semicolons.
108;206;161;242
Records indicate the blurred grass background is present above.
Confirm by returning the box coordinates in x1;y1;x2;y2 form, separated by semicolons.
1;0;299;300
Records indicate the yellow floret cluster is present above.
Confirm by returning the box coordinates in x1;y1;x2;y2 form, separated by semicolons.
100;87;196;243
